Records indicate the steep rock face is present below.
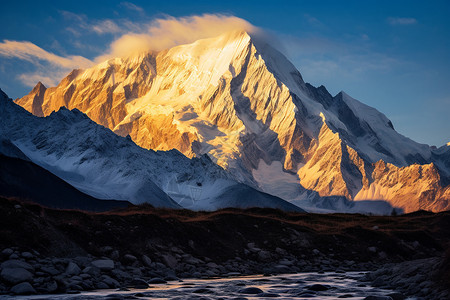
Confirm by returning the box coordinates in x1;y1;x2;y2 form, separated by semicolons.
297;118;370;199
355;161;449;212
15;31;449;213
15;81;47;117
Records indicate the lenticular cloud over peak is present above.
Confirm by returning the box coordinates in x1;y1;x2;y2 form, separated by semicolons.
95;14;257;62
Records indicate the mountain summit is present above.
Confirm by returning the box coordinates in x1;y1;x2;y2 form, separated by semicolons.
16;30;450;212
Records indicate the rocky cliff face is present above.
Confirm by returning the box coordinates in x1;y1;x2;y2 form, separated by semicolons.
15;30;450;212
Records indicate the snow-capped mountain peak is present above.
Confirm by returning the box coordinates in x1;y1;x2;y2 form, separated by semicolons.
13;31;450;213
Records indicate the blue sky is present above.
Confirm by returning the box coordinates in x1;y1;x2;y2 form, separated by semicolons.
0;0;449;146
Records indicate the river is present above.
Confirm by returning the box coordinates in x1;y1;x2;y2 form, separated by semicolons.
1;271;412;299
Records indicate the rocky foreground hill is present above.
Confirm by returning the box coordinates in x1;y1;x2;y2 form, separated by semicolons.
0;197;448;298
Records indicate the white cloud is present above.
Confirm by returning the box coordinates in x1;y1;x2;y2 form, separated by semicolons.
387;17;418;25
92;20;122;34
0;40;94;69
95;14;256;62
0;40;94;88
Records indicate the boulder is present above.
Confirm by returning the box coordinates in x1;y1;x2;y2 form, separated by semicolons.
82;266;101;276
1;259;34;271
110;250;120;260
124;254;137;262
258;251;271;261
95;282;109;289
42;280;58;294
131;278;149;289
368;247;377;253
162;254;177;269
142;255;152;267
1;268;33;284
10;282;36;295
148;277;167;284
1;248;13;257
40;266;60;275
9;254;19;259
92;259;114;271
101;275;120;288
21;252;34;259
66;262;81;275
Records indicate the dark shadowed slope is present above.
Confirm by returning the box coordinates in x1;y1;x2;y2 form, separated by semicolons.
0;152;131;212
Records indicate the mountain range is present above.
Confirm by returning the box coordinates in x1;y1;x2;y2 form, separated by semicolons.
0;88;301;212
5;30;450;213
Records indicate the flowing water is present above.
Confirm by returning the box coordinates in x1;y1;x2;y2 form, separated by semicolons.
4;272;403;299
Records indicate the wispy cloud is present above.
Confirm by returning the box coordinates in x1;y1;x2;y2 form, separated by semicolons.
281;35;403;87
91;20;122;34
387;17;418;25
304;14;323;27
0;40;93;69
18;70;69;88
60;10;86;23
60;10;136;36
0;40;94;87
120;2;144;13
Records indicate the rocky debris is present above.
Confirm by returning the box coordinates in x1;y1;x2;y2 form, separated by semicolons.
362;257;450;300
0;245;447;298
0;201;448;296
